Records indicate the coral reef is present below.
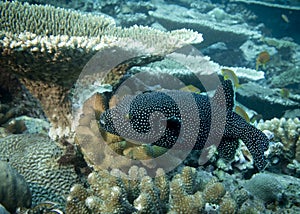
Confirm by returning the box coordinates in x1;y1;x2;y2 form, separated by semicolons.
231;0;300;44
0;134;79;207
271;67;300;88
0;160;32;213
230;0;300;9
1;1;202;138
148;2;262;48
257;117;300;162
236;83;300;119
65;165;300;213
244;173;283;203
0;70;46;127
127;52;265;94
242;172;300;213
66;166;238;213
0;1;299;214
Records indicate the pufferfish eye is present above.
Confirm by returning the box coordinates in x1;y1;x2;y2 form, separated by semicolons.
99;118;106;126
124;113;132;121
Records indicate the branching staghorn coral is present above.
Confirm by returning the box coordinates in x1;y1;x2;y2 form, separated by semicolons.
66;166;238;213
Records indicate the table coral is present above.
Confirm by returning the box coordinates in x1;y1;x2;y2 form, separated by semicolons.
0;1;202;138
0;70;45;127
0;134;79;207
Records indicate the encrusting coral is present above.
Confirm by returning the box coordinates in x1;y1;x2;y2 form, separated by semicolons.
244;173;283;204
66;165;238;214
0;1;202;138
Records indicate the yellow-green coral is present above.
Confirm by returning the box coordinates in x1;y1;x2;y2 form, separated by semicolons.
66;184;90;214
154;168;170;205
135;176;162;213
180;165;197;194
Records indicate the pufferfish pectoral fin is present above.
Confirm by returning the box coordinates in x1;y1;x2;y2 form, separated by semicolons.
217;137;239;161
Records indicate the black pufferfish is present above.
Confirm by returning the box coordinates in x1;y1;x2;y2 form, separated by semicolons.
99;80;269;170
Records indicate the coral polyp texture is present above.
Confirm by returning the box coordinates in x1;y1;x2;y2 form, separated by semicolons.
0;134;79;207
257;117;300;161
66;166;238;214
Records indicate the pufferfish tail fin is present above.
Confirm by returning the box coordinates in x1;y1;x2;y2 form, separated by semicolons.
212;79;235;111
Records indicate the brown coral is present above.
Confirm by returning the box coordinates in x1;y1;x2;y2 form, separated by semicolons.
220;196;237;214
65;166;236;213
203;181;226;204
